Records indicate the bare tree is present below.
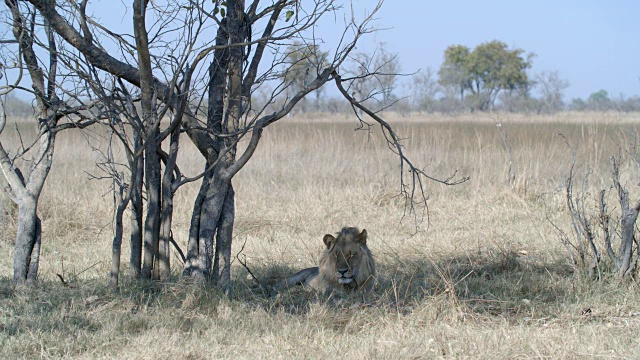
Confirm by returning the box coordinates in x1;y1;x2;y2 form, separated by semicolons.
0;0;100;284
281;41;329;113
8;0;465;291
412;67;440;113
554;137;640;279
603;154;640;277
536;71;569;114
347;44;401;110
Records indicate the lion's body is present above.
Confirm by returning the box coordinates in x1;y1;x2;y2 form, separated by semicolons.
279;227;376;294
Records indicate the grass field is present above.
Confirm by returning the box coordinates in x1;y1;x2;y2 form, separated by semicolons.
2;112;640;359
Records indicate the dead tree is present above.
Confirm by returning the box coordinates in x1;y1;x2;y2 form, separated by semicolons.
0;0;100;284
555;137;640;279
604;154;640;277
19;0;465;292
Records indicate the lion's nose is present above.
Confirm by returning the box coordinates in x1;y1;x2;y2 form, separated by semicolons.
337;269;349;277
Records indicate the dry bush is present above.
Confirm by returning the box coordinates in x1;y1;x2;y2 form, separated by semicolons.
553;134;640;279
2;112;640;358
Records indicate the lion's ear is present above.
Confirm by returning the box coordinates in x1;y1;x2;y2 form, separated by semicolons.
357;229;367;245
323;234;336;249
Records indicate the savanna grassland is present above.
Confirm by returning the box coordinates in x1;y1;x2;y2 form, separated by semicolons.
2;112;640;359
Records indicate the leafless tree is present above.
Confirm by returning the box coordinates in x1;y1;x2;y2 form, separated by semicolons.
346;44;401;111
6;0;465;291
603;154;640;277
281;41;329;113
536;71;569;114
0;0;101;284
553;136;640;279
412;67;440;113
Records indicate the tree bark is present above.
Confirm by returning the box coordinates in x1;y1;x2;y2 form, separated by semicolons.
110;193;128;289
129;132;144;278
134;0;162;280
159;126;180;279
184;172;209;277
13;198;39;283
208;0;245;288
27;217;42;284
193;172;229;281
212;185;235;291
610;156;640;278
142;141;161;279
186;14;230;282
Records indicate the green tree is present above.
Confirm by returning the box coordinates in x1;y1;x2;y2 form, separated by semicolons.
570;98;587;111
438;40;533;111
587;89;612;111
438;45;471;102
467;40;533;110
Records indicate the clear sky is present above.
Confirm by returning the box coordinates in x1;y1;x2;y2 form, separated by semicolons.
6;1;639;101
361;0;640;99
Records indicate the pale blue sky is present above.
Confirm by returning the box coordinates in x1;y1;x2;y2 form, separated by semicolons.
5;1;639;101
363;0;640;99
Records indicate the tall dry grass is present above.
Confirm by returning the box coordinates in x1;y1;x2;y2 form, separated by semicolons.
1;112;640;359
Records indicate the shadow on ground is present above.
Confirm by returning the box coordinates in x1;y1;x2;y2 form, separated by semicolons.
0;251;580;339
236;250;576;319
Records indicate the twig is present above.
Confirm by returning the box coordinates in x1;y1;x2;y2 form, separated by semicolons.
169;230;186;263
333;70;468;227
235;238;270;295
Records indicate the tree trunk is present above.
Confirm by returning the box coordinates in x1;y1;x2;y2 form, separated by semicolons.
611;156;640;278
184;172;210;277
207;0;245;289
13;198;40;284
111;147;140;288
159;126;180;279
110;196;127;289
142;140;161;279
4;122;55;286
129;133;144;278
185;14;230;283
192;171;229;282
3;0;59;285
618;207;639;277
27;217;42;284
133;0;161;280
212;185;235;291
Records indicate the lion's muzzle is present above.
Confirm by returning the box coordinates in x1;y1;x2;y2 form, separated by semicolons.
337;269;354;285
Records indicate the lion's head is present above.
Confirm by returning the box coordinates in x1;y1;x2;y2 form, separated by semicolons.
316;227;376;292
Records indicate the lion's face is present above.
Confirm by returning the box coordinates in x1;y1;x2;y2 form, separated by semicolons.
321;227;374;290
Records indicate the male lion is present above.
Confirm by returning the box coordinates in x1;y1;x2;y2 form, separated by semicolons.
279;227;376;294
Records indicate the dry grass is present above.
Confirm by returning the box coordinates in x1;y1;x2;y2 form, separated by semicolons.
2;112;640;359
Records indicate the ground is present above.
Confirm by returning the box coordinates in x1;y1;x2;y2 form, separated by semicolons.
1;112;640;359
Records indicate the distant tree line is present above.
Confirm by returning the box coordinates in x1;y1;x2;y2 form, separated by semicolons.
5;39;640;117
267;40;640;115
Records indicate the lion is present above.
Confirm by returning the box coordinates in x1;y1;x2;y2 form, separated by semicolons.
278;227;376;294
